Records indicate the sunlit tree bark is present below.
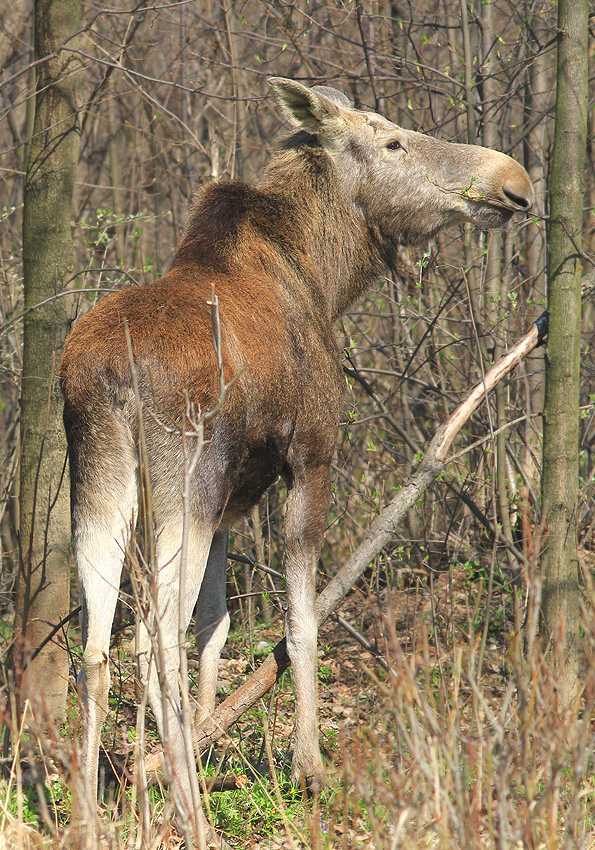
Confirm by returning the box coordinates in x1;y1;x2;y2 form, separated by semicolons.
540;0;589;705
14;0;82;722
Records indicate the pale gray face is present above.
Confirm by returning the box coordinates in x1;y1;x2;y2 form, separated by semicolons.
270;78;533;246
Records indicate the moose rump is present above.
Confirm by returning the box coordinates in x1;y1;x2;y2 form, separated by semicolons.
59;76;532;839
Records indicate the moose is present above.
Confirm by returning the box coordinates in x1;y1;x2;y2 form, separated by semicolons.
59;78;532;839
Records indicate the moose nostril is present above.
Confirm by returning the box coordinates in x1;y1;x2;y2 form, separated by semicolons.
503;186;532;210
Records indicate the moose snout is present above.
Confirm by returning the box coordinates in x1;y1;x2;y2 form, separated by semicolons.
502;182;533;211
498;161;534;212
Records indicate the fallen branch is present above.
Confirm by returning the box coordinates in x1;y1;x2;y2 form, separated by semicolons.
330;611;397;678
191;312;548;753
104;750;247;792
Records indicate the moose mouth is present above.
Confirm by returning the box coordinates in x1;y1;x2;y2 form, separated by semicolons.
467;192;531;214
441;182;532;222
466;199;520;229
466;187;532;227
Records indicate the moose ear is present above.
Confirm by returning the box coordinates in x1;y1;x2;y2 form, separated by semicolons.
310;85;353;108
268;77;347;143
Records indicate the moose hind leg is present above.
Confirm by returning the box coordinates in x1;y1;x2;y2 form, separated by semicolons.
135;514;215;833
284;466;330;792
75;470;136;820
194;526;230;725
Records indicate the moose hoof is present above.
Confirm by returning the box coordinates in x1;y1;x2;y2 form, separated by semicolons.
295;765;328;797
308;767;329;795
205;826;233;850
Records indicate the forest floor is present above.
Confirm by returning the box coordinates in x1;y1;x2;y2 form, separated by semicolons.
2;562;595;849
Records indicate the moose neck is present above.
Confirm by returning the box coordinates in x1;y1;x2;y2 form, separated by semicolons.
260;142;390;320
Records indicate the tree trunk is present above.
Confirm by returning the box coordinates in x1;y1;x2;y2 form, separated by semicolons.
14;0;82;723
540;0;589;707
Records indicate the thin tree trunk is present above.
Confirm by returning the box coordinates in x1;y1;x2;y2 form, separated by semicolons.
14;0;82;723
252;504;272;625
524;13;551;422
540;0;589;707
480;1;517;575
108;80;125;267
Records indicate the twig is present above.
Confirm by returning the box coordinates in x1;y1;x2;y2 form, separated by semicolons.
331;611;397;678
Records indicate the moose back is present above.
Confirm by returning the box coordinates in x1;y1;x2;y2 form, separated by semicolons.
60;77;532;832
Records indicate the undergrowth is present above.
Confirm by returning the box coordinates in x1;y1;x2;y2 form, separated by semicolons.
2;567;595;849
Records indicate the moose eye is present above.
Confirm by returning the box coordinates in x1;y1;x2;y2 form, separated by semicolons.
386;139;405;151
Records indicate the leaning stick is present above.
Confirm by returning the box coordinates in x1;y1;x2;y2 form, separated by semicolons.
191;312;548;753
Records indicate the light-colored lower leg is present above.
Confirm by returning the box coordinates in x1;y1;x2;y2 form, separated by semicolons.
283;469;330;791
137;516;215;836
285;554;326;789
76;528;129;829
194;527;230;724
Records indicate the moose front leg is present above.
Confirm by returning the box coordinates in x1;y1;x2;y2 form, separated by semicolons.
284;464;331;792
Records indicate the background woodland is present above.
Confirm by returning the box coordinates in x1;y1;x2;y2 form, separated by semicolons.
0;1;594;848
